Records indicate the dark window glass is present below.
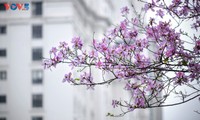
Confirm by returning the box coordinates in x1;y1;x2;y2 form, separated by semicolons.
0;95;6;103
32;70;43;84
0;117;6;120
32;2;42;16
32;48;42;61
32;116;43;120
32;25;42;39
0;26;6;34
0;49;6;57
0;71;7;80
0;3;6;11
32;94;43;108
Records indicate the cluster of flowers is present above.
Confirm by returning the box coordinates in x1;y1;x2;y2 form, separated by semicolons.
43;0;200;114
144;0;200;29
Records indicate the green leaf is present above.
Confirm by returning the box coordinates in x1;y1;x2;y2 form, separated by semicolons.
182;60;188;66
74;78;80;81
163;57;169;63
106;113;114;117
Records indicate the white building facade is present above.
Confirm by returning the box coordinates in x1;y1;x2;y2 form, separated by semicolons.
0;1;74;120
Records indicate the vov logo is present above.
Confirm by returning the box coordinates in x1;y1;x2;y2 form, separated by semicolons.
3;3;29;11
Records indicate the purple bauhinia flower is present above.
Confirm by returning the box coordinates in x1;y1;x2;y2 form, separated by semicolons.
71;36;83;49
121;6;129;16
156;9;164;18
112;100;119;108
63;72;73;83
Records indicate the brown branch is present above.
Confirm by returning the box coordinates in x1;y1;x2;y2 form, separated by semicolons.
149;94;200;108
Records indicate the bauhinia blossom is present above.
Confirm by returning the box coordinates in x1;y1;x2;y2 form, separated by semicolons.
43;0;200;117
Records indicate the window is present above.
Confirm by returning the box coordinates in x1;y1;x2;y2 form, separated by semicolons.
32;2;42;16
0;71;7;80
0;3;6;11
32;116;43;120
32;94;43;108
0;117;6;120
32;70;43;84
32;25;42;39
32;48;42;61
0;95;6;104
0;25;6;34
0;49;6;57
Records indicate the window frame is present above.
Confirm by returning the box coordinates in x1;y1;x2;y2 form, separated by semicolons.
0;70;7;80
0;95;6;104
0;25;6;34
32;116;43;120
0;3;6;11
32;48;43;61
0;117;6;120
32;94;43;108
32;70;43;84
0;49;6;57
32;2;42;16
32;25;42;39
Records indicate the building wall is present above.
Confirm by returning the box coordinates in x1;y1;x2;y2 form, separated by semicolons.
0;1;74;120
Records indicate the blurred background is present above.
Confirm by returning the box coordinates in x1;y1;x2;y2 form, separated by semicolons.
0;0;199;120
